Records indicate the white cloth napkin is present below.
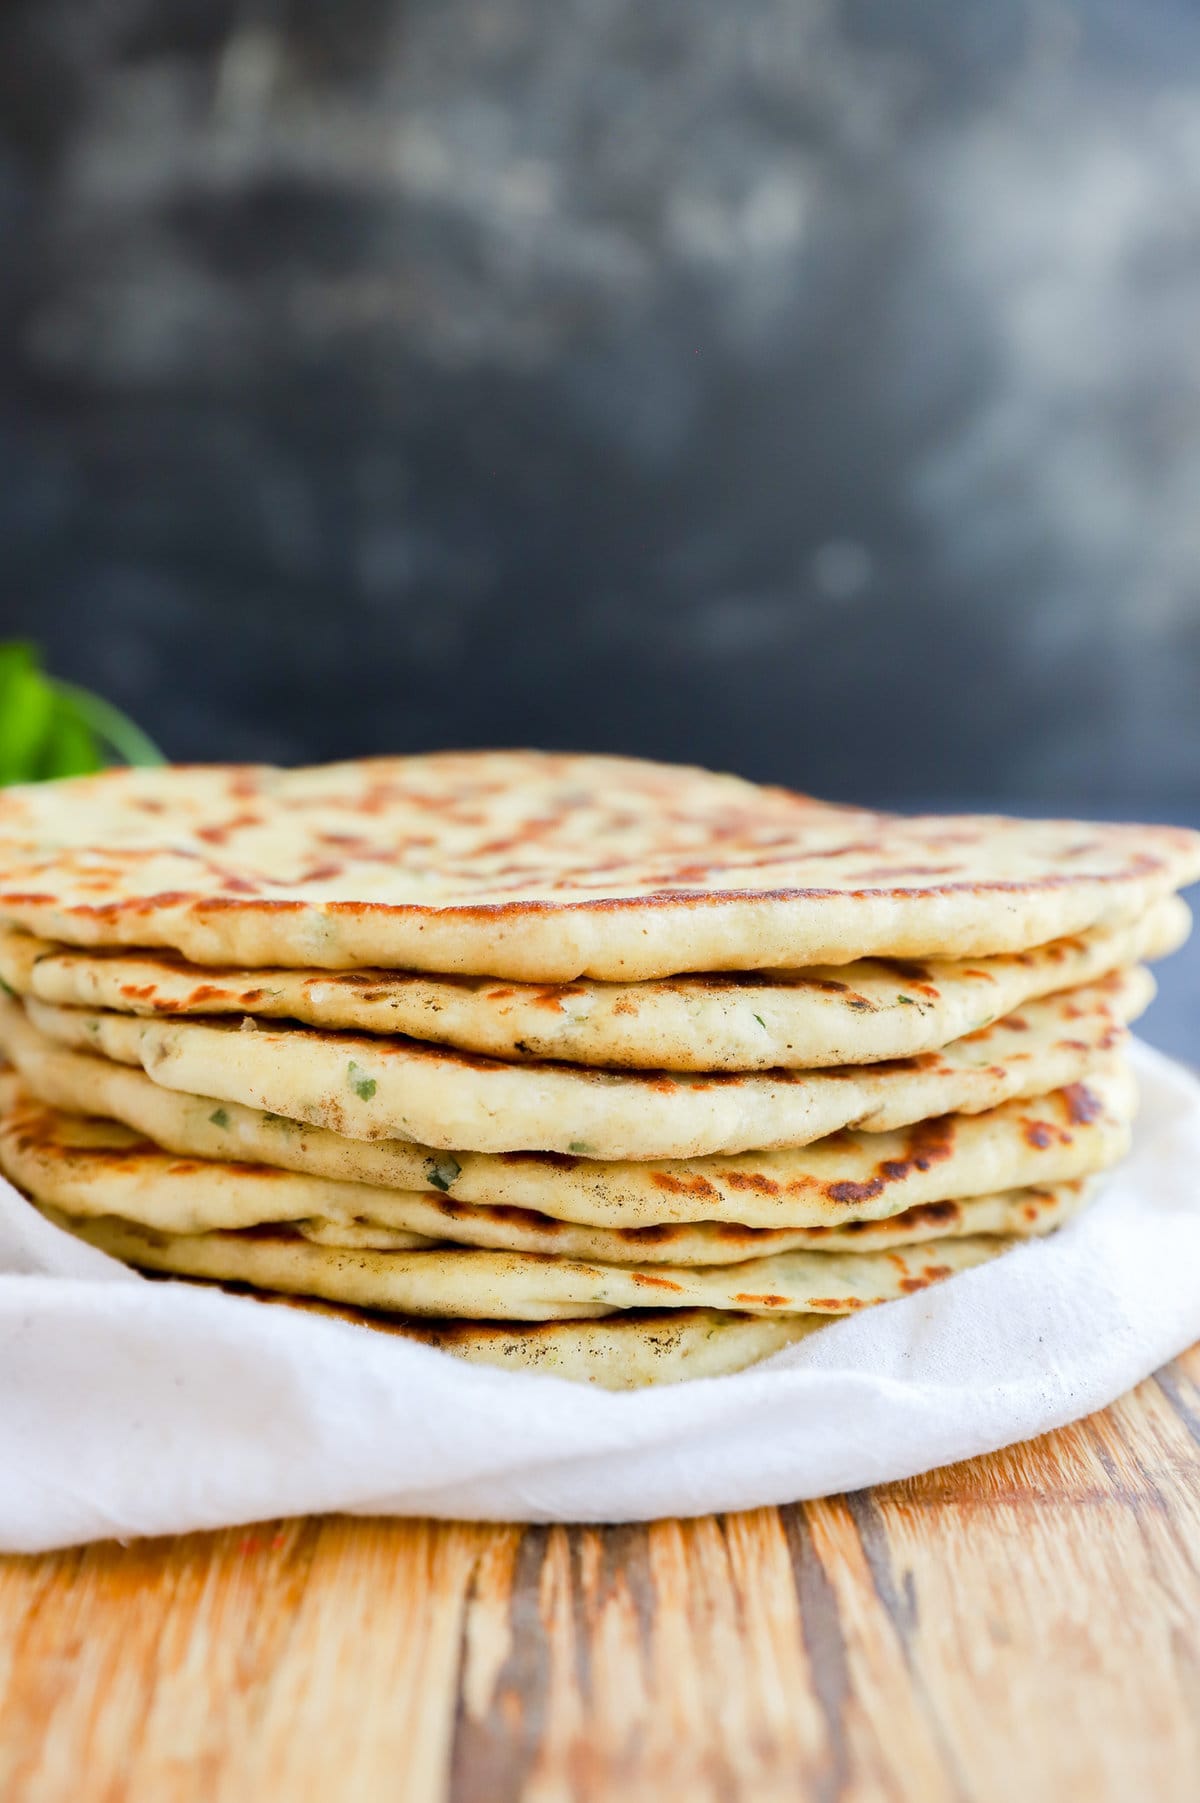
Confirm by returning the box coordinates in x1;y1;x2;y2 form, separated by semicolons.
0;1036;1197;1552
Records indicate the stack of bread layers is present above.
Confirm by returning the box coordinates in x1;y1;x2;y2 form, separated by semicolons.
0;753;1196;1388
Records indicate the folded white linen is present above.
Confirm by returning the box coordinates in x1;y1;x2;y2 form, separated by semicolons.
0;1038;1196;1552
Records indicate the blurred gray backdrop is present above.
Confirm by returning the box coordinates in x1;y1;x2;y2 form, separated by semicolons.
1;0;1198;810
3;0;1200;1051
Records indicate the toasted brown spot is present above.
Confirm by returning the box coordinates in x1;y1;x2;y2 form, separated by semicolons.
630;1272;683;1292
650;1171;721;1200
898;1263;953;1292
440;1200;565;1235
532;987;580;1013
1062;1081;1103;1125
827;1117;958;1198
723;1170;784;1196
296;862;346;883
316;832;374;850
195;812;264;846
876;958;934;983
733;1293;791;1307
849;864;960;880
899;1200;960;1228
826;1178;887;1206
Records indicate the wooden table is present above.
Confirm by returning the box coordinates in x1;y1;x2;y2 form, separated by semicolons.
1;1346;1197;1803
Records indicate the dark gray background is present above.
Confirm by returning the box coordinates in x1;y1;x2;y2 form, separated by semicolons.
0;0;1198;1050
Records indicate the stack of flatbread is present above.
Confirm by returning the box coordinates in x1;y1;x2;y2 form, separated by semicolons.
0;753;1196;1388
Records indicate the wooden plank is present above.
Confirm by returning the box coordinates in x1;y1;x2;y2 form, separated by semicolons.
0;1348;1196;1803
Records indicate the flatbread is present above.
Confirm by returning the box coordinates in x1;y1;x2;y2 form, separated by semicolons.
193;1293;834;1388
389;1309;825;1387
18;967;1150;1159
0;895;1184;1072
0;1074;1107;1261
293;1180;1091;1257
0;997;1137;1227
38;1205;1028;1318
0;1077;436;1252
0;755;1196;979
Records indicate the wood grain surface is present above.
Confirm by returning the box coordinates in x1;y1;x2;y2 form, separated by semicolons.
0;1344;1197;1803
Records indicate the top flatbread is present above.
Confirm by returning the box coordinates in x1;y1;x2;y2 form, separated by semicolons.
0;898;1184;1072
0;755;1196;980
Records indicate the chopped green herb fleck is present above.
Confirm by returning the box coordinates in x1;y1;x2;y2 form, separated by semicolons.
347;1061;377;1102
568;1141;592;1155
209;1108;230;1130
427;1155;462;1193
897;994;915;1005
0;975;14;999
752;1013;767;1030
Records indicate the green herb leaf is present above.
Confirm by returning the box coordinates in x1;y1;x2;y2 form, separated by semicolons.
0;975;15;1000
209;1108;230;1129
0;640;164;786
348;1060;377;1101
51;680;166;771
427;1155;462;1194
568;1141;592;1155
752;1013;767;1030
40;704;105;780
0;644;56;776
